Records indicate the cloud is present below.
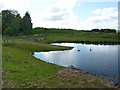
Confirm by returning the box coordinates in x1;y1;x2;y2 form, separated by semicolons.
77;0;119;2
38;3;118;30
40;0;77;21
76;7;118;30
0;0;118;30
0;0;31;16
86;7;118;23
0;3;4;11
51;7;61;12
44;13;69;21
77;20;118;30
38;0;78;29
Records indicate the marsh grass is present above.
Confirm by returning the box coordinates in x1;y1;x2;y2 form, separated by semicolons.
2;29;118;88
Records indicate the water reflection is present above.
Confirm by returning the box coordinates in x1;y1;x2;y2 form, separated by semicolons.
33;43;118;79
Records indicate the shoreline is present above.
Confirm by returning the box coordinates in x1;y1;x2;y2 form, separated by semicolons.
58;65;119;88
2;38;119;88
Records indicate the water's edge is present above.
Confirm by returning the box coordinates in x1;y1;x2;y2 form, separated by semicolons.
32;52;119;88
63;65;119;87
32;43;119;87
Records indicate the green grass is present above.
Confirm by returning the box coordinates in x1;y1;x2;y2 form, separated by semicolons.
4;29;118;44
2;29;119;88
2;39;72;88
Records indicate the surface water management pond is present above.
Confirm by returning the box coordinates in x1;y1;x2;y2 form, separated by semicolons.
33;43;119;82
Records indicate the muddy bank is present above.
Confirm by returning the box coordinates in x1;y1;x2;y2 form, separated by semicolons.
58;66;119;88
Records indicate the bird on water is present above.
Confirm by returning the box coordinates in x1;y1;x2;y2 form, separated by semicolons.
78;50;80;51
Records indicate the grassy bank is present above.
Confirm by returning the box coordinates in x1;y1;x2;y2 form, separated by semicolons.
2;39;72;88
2;29;119;88
2;38;115;88
29;28;119;44
3;29;119;44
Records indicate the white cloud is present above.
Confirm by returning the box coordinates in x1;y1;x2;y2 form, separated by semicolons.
76;20;118;30
77;7;118;30
0;0;118;30
37;0;78;29
86;7;118;23
78;0;119;2
0;2;4;11
38;5;118;30
1;0;31;16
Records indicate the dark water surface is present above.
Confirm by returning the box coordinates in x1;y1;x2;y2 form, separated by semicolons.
33;43;119;80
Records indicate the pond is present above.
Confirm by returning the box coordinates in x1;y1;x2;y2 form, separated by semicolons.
33;43;119;81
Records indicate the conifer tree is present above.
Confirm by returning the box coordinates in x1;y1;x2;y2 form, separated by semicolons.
21;11;32;34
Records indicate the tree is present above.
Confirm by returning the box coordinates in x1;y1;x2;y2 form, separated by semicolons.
101;29;116;33
0;12;2;34
0;12;1;24
14;14;22;34
91;29;100;32
2;10;33;36
2;10;20;35
4;27;14;36
21;12;32;34
4;14;22;36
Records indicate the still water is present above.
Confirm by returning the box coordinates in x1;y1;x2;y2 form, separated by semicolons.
33;43;119;79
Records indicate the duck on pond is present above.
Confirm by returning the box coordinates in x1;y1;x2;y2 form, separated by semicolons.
31;52;34;55
90;49;92;51
78;50;80;51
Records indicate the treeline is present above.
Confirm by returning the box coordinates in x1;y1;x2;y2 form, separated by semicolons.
91;29;116;33
2;10;32;36
34;27;76;31
1;9;117;36
0;12;2;34
32;27;117;33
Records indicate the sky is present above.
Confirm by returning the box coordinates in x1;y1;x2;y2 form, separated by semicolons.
0;0;119;30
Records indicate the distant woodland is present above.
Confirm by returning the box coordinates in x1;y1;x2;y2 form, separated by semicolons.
1;9;117;36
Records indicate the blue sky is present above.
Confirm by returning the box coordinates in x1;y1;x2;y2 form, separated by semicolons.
0;0;118;30
74;2;117;21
